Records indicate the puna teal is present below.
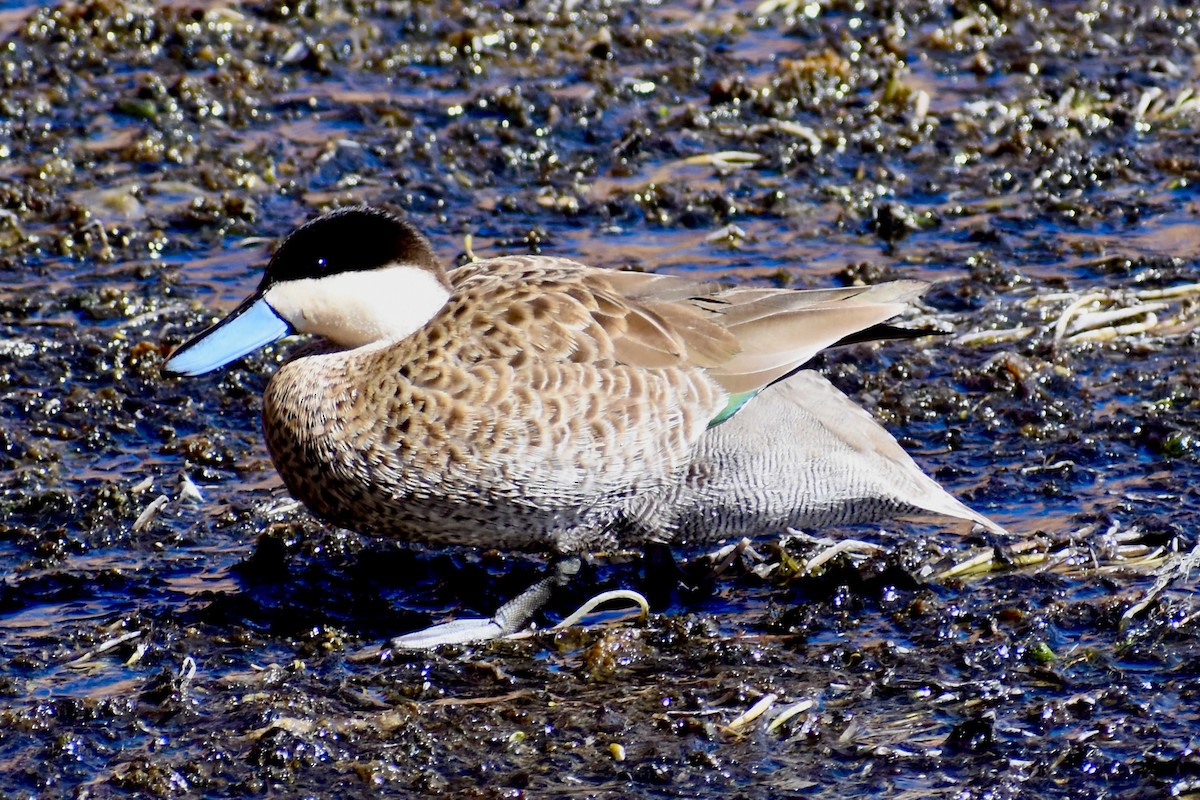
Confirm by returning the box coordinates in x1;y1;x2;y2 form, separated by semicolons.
165;206;1005;646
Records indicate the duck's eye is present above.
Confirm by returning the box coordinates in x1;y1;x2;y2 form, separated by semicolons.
315;257;328;271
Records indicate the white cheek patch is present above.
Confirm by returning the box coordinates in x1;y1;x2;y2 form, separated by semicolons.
264;265;451;348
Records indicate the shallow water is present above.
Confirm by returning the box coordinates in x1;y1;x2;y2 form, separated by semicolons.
2;0;1200;797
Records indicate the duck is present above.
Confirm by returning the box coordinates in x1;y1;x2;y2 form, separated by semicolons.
165;205;1006;647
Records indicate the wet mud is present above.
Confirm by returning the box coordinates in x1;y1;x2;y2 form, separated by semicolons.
2;0;1200;797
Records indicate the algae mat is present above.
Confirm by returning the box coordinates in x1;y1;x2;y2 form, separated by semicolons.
2;1;1200;797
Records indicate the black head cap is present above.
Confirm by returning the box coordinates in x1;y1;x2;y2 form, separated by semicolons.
259;206;442;289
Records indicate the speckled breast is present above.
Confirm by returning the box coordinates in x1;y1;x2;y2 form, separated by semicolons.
258;344;721;553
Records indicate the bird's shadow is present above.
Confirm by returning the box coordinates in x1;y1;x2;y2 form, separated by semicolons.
190;530;764;644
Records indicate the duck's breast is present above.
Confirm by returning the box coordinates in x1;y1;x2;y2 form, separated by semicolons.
263;344;724;551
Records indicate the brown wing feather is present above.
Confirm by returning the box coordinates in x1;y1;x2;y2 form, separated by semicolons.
443;257;926;398
578;268;741;371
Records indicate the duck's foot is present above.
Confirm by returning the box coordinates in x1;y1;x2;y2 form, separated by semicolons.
642;541;689;608
389;556;582;649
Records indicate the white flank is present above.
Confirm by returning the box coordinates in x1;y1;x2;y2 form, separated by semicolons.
263;264;450;348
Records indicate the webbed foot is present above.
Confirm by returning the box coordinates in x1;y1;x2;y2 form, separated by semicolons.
389;556;582;649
